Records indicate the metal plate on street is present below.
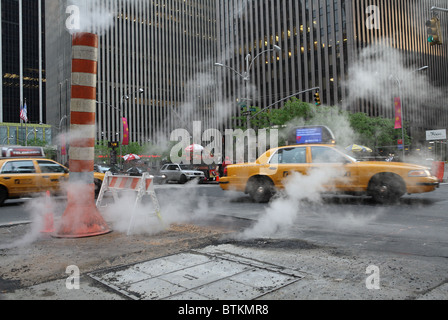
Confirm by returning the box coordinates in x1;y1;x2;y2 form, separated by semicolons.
89;249;303;300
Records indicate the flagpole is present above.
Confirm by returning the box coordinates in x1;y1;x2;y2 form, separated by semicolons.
0;0;3;123
19;0;23;121
19;0;24;146
38;0;43;124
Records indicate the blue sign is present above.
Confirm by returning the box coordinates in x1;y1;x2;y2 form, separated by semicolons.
296;127;323;144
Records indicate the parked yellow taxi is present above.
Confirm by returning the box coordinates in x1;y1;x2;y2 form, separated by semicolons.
0;147;104;206
219;144;439;204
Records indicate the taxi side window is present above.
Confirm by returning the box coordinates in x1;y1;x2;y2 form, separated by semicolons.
37;161;66;174
311;147;347;164
1;161;36;174
270;148;306;164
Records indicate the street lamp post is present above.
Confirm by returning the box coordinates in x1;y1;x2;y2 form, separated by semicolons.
390;66;429;162
25;129;38;146
117;88;145;169
2;136;14;145
215;45;282;129
431;6;448;13
96;87;144;170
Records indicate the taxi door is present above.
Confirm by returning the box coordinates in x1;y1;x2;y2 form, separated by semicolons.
265;146;310;188
0;160;40;196
36;160;69;193
309;146;359;192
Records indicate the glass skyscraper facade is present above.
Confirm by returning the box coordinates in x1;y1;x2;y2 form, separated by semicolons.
0;0;46;124
216;0;448;142
33;0;448;148
45;0;218;146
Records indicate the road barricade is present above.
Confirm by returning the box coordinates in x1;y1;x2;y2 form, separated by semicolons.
431;161;445;182
96;172;162;235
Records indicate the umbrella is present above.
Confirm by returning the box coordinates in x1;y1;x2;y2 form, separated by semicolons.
185;144;204;152
123;154;141;161
345;144;373;153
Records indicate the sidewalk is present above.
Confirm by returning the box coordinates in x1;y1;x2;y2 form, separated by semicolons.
1;219;447;300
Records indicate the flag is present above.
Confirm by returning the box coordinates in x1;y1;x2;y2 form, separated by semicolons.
394;97;402;129
122;117;129;146
20;102;28;123
61;134;67;156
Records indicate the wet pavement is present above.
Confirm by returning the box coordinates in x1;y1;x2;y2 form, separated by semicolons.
1;220;448;301
1;182;448;300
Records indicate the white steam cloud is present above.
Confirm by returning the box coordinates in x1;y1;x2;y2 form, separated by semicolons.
0;193;58;249
67;0;115;35
239;167;341;239
101;180;211;236
343;44;442;112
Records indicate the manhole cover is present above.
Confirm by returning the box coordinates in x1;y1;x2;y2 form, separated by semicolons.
89;249;302;300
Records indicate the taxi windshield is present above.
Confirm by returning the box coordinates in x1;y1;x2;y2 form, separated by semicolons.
335;146;359;162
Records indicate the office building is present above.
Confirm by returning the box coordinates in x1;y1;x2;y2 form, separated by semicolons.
216;0;448;143
0;0;47;144
45;0;218;146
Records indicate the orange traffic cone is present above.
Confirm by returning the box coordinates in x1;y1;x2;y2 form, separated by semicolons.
41;191;55;234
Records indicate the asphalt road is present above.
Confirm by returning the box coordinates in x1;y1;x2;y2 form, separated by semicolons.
2;183;448;261
1;182;447;300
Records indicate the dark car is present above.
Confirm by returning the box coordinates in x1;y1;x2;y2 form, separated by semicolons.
125;167;167;184
94;164;120;175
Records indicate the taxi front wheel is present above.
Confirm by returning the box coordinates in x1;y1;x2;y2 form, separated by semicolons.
368;173;405;204
248;177;275;203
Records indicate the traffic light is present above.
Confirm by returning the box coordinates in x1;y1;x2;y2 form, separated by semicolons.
108;141;119;149
314;92;321;106
426;17;443;46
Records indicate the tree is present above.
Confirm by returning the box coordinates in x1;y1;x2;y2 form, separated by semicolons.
233;97;314;130
233;98;411;152
269;97;314;125
348;112;411;148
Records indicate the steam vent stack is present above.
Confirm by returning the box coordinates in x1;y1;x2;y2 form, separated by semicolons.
55;32;111;238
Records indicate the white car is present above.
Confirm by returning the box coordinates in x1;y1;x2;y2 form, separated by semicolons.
160;164;206;184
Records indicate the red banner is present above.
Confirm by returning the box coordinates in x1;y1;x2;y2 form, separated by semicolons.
61;134;67;156
122;117;129;146
394;97;402;129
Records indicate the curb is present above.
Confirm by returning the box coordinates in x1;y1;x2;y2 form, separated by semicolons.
0;221;32;228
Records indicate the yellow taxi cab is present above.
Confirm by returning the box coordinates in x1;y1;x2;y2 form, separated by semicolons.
219;127;439;204
0;147;104;206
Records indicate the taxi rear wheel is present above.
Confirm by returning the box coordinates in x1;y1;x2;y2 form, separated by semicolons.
248;177;275;203
0;186;8;206
368;173;405;204
94;179;102;198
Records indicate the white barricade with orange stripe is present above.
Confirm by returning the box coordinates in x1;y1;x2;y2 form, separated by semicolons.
96;172;162;235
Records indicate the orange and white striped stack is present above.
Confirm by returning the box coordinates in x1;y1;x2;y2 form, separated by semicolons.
70;32;97;177
55;33;111;239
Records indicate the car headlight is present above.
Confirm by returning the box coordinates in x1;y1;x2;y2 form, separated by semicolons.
408;169;431;177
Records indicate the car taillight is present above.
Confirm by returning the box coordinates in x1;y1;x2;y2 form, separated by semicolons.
223;167;228;177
